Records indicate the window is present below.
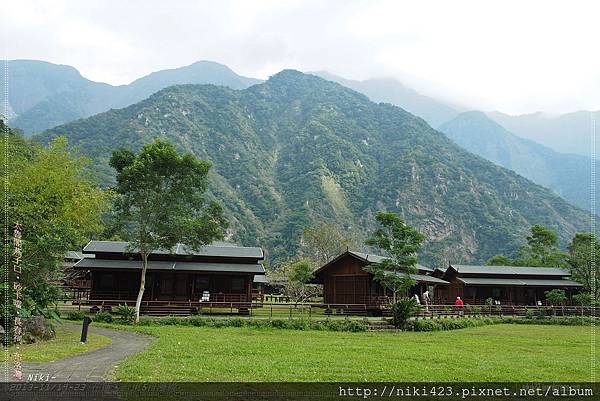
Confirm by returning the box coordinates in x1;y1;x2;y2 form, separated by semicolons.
194;276;209;291
98;273;114;290
231;278;245;292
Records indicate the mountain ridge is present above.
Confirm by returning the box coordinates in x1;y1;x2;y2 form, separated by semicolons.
440;111;597;211
38;70;590;266
4;60;261;134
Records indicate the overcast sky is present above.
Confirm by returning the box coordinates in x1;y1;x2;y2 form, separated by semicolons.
4;0;600;114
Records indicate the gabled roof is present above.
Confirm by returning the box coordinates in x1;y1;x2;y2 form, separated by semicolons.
346;251;432;272
449;264;571;277
82;240;264;260
313;250;434;277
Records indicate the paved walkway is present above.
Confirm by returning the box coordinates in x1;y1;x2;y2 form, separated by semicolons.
20;323;154;382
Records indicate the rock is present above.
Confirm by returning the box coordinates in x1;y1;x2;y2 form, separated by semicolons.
22;316;55;344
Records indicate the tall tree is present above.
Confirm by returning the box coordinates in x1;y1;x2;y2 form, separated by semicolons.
364;211;425;303
301;223;353;266
486;225;568;267
567;233;600;300
279;259;319;305
517;224;567;267
1;128;108;316
109;140;228;322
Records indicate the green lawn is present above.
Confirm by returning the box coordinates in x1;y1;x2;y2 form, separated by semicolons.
10;325;112;362
112;324;598;382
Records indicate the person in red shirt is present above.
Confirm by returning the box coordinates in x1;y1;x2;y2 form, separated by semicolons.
454;296;464;316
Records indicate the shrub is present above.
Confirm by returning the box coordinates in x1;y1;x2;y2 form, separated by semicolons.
93;311;113;323
115;304;136;323
408;316;593;331
572;293;592;307
485;297;494;306
65;310;86;321
390;298;418;329
545;289;567;305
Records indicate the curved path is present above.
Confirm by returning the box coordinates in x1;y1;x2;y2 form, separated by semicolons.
20;323;154;382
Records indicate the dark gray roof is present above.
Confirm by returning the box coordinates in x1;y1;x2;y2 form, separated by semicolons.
349;251;432;272
83;240;264;259
450;264;571;276
65;251;94;260
458;277;583;287
384;271;449;285
73;257;265;274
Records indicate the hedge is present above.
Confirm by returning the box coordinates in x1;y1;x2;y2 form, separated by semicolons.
133;316;369;332
408;316;594;332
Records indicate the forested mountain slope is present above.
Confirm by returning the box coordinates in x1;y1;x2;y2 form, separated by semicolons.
440;111;597;211
40;71;590;265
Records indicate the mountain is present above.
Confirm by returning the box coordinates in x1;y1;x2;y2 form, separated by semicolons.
488;110;600;156
3;60;261;134
440;111;597;211
39;71;590;266
313;72;460;127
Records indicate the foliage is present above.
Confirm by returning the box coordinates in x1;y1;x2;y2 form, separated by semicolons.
109;139;228;322
279;259;320;304
486;255;513;266
390;298;419;329
571;293;593;307
408;316;593;332
1;123;109;323
93;311;113;323
105;315;368;332
115;304;136;323
364;211;425;302
544;289;567;305
567;232;600;299
301;223;353;266
65;311;86;321
38;72;591;266
486;225;569;267
517;225;568;267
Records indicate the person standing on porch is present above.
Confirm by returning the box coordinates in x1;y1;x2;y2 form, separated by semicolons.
454;296;464;316
422;290;430;311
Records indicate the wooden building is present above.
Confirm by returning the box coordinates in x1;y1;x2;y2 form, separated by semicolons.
311;250;448;307
74;240;265;314
432;264;583;305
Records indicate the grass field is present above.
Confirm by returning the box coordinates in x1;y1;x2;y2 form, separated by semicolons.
10;325;112;362
111;324;598;382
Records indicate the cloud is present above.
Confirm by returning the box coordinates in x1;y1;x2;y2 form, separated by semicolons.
3;0;600;114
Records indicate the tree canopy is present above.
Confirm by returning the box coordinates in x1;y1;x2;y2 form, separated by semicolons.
486;224;568;267
364;211;425;302
1;124;109;317
109;139;228;322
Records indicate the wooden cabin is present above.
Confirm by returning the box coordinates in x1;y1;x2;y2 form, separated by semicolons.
432;264;583;305
74;240;265;315
311;250;449;307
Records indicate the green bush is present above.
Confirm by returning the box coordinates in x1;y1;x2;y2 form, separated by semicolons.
408;316;594;332
390;298;418;329
65;310;86;321
93;311;113;323
115;304;136;323
572;293;592;307
121;316;368;332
